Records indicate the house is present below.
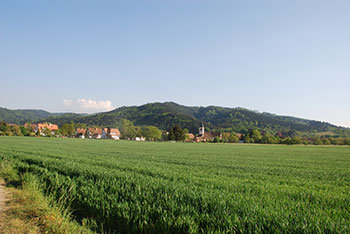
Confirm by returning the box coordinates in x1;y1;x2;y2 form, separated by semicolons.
203;132;222;141
100;128;108;139
194;136;204;142
36;123;58;135
186;133;195;142
76;128;87;139
135;136;145;141
86;128;108;139
86;128;98;139
80;127;120;140
24;123;37;132
108;128;121;140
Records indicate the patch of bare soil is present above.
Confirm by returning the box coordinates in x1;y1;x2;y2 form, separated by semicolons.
0;181;9;231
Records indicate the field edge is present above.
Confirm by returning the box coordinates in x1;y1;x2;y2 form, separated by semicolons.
0;161;96;234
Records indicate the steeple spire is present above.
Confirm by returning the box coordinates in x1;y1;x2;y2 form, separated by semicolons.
199;122;205;136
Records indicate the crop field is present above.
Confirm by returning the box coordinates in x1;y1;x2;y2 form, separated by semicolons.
0;137;349;233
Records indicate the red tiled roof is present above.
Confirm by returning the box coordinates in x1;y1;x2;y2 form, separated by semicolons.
186;133;195;139
24;124;37;130
96;128;103;135
203;132;222;140
109;128;121;136
195;136;204;142
88;128;99;135
50;124;58;131
93;128;107;135
37;123;58;131
76;128;87;135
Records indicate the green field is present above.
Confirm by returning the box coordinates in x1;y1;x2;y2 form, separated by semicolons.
0;137;349;233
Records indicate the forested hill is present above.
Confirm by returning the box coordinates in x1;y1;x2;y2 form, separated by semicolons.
1;102;349;136
0;107;54;124
0;107;83;125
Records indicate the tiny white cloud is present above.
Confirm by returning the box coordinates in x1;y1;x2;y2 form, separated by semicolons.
63;98;115;113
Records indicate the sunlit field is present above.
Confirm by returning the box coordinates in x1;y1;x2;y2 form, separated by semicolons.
1;137;349;233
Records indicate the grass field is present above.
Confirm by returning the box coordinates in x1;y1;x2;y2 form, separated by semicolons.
0;137;349;233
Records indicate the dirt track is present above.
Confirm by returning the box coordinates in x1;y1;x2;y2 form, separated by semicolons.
0;181;8;230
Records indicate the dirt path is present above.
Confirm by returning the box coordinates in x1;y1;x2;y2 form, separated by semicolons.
0;180;9;230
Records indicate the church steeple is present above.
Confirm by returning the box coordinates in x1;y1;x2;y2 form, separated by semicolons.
199;123;205;136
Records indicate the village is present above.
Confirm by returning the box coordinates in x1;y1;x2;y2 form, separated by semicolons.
1;122;242;143
22;123;124;140
3;121;348;145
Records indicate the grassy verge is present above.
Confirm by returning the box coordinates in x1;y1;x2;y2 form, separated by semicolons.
0;162;96;234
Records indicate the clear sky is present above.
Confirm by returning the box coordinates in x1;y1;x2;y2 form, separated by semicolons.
1;0;349;127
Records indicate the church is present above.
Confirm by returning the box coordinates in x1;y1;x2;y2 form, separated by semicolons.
195;123;222;142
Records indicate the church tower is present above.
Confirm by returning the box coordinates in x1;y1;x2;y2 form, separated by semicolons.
199;123;205;136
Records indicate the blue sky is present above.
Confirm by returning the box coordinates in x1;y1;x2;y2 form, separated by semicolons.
1;0;349;127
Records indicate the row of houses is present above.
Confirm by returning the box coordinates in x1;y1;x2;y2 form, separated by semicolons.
23;123;122;139
24;123;59;135
76;128;121;140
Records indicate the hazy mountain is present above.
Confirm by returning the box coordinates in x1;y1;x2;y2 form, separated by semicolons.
1;102;349;136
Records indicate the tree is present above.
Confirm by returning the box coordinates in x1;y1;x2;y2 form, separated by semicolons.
282;137;293;145
120;119;136;139
291;137;302;145
243;135;252;143
61;121;75;137
168;125;186;141
42;127;52;137
344;138;350;145
0;122;8;132
213;136;220;143
311;136;322;145
36;128;41;137
329;137;337;145
228;133;239;143
250;129;262;143
221;133;230;143
322;138;331;145
261;134;271;144
142;126;161;141
75;123;87;129
67;121;75;136
10;125;23;136
135;127;142;137
20;126;30;136
301;136;309;145
336;138;344;145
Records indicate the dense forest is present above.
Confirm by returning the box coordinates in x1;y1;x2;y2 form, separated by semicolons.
0;107;54;123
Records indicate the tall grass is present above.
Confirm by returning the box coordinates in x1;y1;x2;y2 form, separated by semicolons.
0;160;95;234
